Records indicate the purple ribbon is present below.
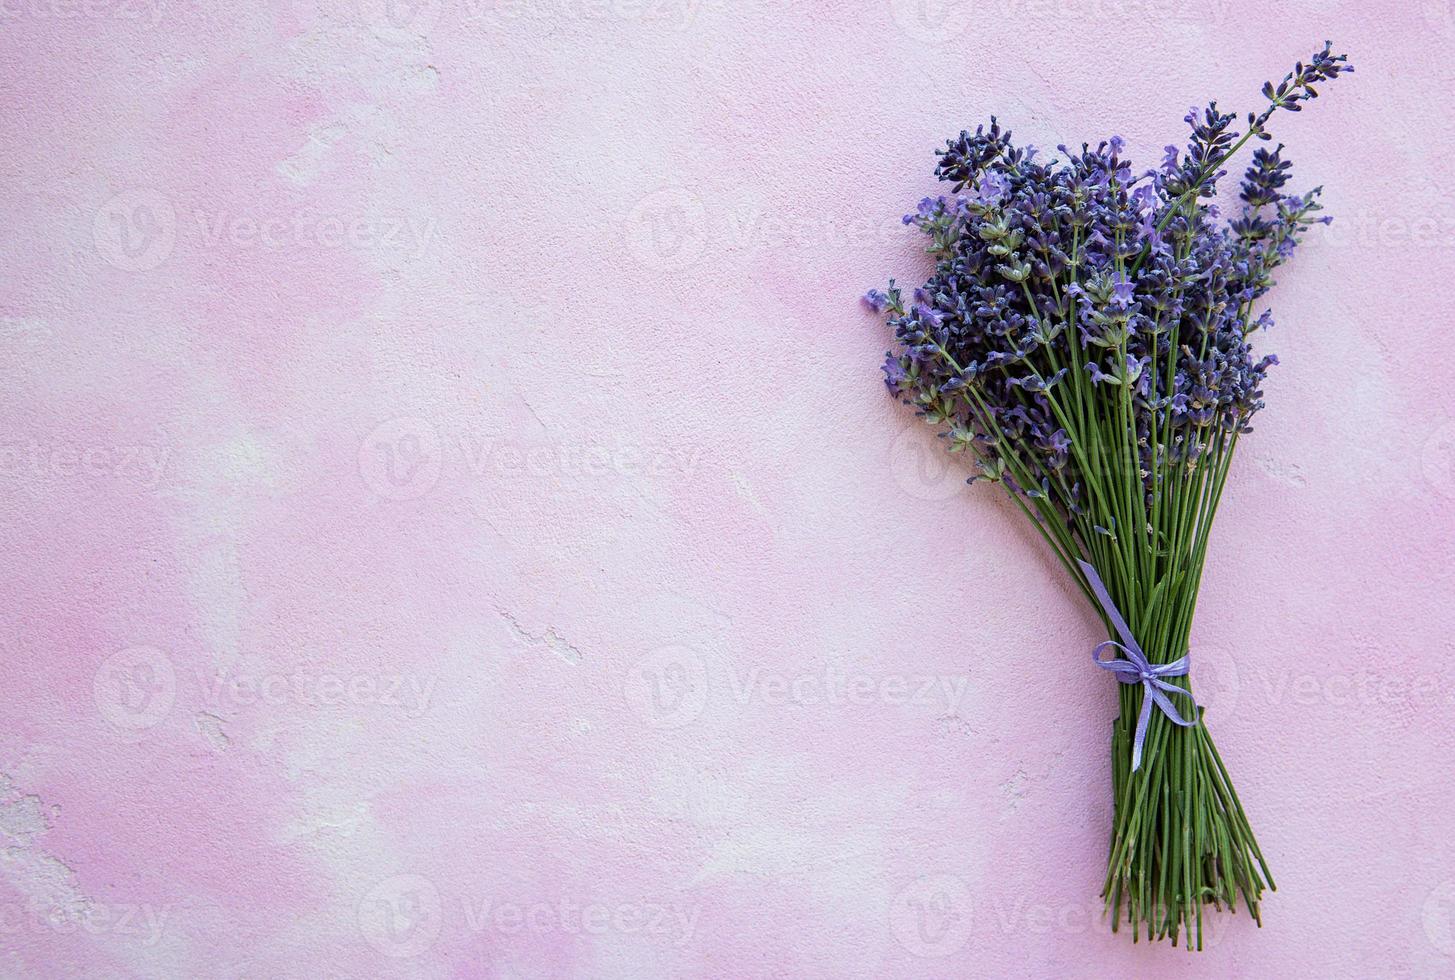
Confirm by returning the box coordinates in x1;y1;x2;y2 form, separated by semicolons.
1077;560;1197;772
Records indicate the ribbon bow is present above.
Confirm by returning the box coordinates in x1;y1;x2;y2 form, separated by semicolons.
1077;560;1197;771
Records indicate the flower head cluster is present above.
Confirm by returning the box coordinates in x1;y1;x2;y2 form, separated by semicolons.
866;43;1350;516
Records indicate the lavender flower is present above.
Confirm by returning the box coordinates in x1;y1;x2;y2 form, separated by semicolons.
862;288;890;314
863;42;1352;951
867;43;1351;515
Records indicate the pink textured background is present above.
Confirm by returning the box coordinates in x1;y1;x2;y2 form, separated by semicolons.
2;2;1453;977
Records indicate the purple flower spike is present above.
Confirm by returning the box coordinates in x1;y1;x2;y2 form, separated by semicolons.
865;39;1350;569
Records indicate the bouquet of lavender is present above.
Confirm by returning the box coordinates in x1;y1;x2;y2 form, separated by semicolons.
866;44;1352;948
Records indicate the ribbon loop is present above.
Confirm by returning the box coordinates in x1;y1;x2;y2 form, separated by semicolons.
1078;560;1198;771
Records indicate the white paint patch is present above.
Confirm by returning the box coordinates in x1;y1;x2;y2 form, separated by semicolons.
0;315;52;342
277;122;348;186
195;711;231;751
401;64;440;94
207;432;285;492
280;800;371;843
730;470;769;518
679;757;896;908
0;776;51;839
0;774;89;919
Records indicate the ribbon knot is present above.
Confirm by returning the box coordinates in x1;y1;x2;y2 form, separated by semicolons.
1077;560;1197;771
